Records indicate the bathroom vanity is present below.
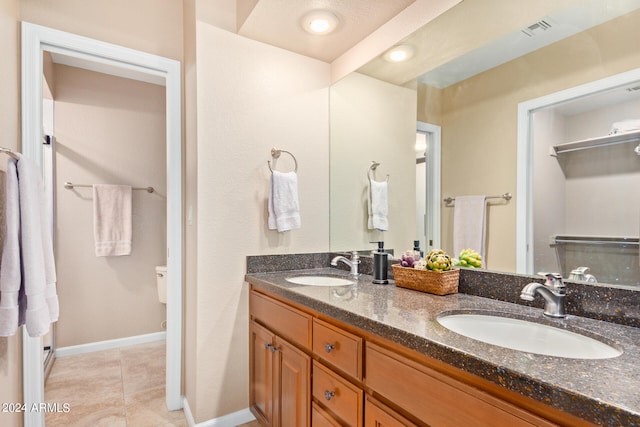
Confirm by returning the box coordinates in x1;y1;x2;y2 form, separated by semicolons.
245;266;640;427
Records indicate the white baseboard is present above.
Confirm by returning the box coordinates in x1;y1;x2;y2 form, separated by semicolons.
183;397;256;427
56;331;167;358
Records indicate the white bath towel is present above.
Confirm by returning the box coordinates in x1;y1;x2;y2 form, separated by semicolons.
368;180;389;231
17;156;59;337
268;171;301;232
93;184;133;256
453;195;487;261
0;158;23;336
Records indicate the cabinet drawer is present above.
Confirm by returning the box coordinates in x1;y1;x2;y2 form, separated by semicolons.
313;318;363;379
365;396;417;427
365;343;557;427
250;290;311;349
313;361;363;426
312;401;342;427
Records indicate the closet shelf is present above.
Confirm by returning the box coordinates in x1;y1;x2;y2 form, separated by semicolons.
551;130;640;156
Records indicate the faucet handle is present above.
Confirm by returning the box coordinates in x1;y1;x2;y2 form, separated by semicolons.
350;251;361;263
539;272;565;292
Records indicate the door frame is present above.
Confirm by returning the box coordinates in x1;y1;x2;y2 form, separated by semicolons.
516;67;640;274
417;121;441;251
21;22;183;426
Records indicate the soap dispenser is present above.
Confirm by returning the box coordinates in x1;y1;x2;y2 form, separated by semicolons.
372;241;389;285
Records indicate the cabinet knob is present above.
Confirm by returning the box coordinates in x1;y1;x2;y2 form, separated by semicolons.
264;343;277;353
324;343;335;353
324;390;335;401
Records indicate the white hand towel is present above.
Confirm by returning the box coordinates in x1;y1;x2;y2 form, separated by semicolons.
368;180;389;231
453;195;487;261
0;158;23;336
93;184;133;256
268;171;301;232
14;156;59;337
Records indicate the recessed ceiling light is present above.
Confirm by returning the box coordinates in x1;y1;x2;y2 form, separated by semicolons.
383;45;415;63
301;10;339;35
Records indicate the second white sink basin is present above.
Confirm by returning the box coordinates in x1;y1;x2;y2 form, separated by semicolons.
437;312;622;359
286;276;355;286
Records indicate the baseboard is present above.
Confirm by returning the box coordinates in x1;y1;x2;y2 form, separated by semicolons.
183;397;256;427
56;331;167;358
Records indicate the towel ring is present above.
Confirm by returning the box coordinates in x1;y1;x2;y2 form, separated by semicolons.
368;161;389;182
268;147;298;173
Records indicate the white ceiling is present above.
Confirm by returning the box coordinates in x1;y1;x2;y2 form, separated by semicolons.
237;0;417;63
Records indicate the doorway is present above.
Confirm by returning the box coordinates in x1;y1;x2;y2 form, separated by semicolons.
516;68;640;277
21;23;183;427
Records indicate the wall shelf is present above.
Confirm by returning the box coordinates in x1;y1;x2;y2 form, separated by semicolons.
551;130;640;156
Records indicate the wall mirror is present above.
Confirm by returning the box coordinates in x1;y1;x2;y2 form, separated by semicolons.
329;0;640;290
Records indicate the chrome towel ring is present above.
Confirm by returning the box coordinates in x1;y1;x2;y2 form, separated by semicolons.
268;147;298;173
368;161;389;182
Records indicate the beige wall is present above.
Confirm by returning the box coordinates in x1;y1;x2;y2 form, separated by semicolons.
421;9;640;272
191;18;331;421
53;64;167;347
330;72;417;253
0;0;22;425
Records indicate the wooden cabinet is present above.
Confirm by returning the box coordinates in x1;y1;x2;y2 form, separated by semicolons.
249;287;578;427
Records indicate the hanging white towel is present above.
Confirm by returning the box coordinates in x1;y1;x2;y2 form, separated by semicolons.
368;180;389;231
268;171;301;232
0;156;59;337
0;158;23;336
453;195;487;261
93;184;133;256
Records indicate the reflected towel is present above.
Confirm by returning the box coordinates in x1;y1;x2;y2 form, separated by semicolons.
368;180;389;231
93;184;133;256
268;171;301;232
453;195;487;261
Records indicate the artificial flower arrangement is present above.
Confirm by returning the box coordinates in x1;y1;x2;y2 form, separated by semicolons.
392;248;459;295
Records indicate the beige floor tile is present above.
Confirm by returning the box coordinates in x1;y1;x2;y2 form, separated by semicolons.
44;340;185;427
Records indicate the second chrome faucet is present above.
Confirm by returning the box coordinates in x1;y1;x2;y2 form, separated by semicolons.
520;273;567;318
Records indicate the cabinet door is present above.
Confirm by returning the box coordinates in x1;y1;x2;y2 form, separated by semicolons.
312;402;342;427
250;321;275;426
275;336;311;427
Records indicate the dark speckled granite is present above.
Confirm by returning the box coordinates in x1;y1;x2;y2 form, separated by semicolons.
245;256;640;427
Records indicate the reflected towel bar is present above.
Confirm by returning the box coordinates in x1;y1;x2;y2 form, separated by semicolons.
64;182;155;193
444;192;511;205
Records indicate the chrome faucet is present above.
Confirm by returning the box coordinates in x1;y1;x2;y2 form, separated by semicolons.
520;273;566;318
331;251;360;277
568;266;597;283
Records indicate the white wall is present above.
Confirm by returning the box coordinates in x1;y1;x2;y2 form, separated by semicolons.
330;72;417;254
191;21;331;421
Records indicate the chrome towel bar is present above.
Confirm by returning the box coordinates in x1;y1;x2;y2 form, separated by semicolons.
64;182;155;193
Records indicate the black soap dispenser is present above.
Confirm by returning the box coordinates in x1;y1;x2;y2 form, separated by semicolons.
372;241;389;285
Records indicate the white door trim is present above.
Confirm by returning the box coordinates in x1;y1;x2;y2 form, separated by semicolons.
417;121;441;251
516;67;640;274
21;22;184;426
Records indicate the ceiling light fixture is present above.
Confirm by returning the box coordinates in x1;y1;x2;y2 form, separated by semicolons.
383;44;415;63
301;10;339;35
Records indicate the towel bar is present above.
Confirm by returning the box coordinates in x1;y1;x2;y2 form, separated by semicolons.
444;192;511;205
64;182;155;193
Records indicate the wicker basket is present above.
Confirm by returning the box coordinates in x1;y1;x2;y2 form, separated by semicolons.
392;264;459;295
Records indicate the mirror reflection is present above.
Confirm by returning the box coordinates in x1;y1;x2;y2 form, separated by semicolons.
329;0;640;289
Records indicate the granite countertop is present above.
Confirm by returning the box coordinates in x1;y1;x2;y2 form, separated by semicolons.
245;268;640;427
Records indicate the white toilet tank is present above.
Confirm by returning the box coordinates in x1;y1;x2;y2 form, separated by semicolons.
155;265;167;304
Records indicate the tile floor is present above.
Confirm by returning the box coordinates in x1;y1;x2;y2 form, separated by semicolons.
44;340;187;427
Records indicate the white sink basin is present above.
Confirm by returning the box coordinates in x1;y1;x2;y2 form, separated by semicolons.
286;276;355;286
437;313;622;359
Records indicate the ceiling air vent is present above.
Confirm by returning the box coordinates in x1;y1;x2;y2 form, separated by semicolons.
521;20;552;37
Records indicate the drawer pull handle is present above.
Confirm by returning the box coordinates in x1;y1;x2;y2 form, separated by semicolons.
324;343;335;353
324;390;335;401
